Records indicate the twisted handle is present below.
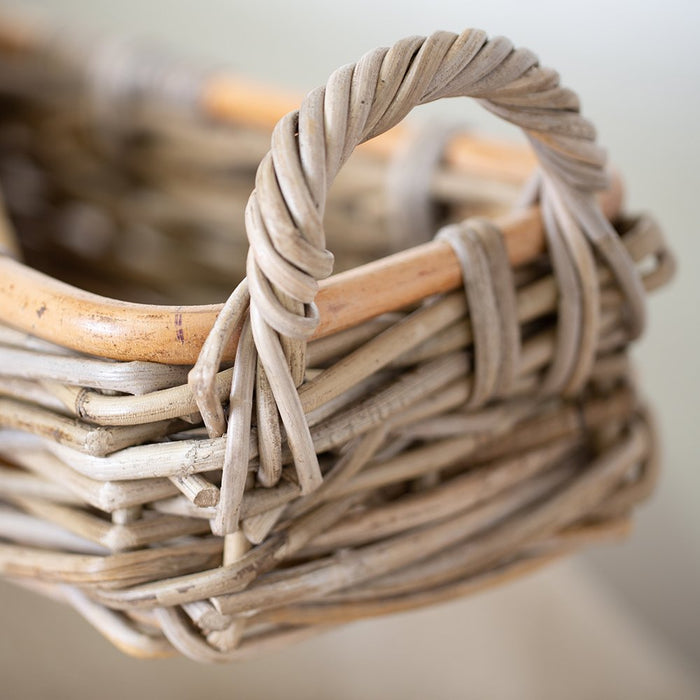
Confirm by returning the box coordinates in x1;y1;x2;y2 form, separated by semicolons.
247;30;644;340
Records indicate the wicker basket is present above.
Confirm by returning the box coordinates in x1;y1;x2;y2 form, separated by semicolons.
0;17;675;662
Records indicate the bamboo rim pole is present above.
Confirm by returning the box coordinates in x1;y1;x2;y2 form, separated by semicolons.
0;177;623;364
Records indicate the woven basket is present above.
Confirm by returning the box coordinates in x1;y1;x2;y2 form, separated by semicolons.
0;17;675;662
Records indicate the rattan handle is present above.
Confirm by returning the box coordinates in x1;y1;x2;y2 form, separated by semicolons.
245;30;645;344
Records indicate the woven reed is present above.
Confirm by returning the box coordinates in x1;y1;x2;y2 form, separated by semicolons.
0;20;675;662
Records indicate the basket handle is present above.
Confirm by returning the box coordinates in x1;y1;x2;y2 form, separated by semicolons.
246;31;645;339
205;30;647;533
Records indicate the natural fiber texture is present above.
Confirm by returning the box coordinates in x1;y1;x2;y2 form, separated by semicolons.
0;21;675;662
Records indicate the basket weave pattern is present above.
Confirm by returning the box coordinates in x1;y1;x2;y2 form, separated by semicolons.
0;25;675;661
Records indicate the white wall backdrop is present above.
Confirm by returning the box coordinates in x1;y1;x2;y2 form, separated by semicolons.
9;0;700;672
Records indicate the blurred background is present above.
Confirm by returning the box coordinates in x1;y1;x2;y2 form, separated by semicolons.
1;0;698;697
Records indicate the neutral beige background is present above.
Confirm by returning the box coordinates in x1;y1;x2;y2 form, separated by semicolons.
2;559;699;699
4;0;700;695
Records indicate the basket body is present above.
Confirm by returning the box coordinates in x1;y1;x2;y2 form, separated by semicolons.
0;21;674;662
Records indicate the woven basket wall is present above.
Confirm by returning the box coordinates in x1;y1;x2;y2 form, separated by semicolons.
0;19;675;662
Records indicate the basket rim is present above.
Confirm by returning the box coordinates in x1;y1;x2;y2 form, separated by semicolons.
0;178;622;364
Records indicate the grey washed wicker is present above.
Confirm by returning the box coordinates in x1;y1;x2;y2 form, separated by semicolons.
0;17;675;661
